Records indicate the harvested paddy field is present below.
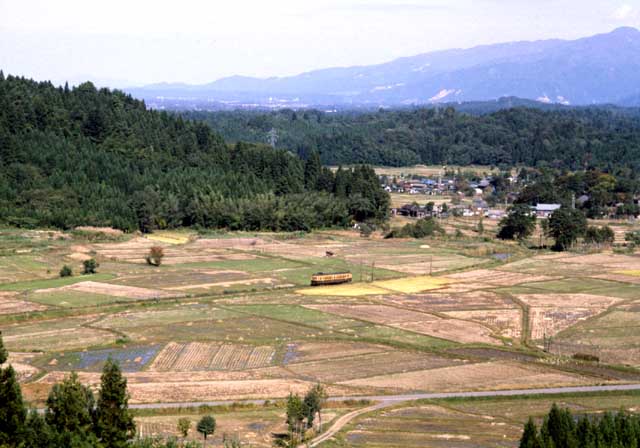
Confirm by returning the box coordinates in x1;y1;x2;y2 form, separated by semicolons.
445;269;557;286
1;226;637;412
517;293;622;339
285;350;464;383
1;315;116;351
38;280;183;300
385;290;517;312
442;309;522;339
35;370;359;403
0;291;47;314
375;253;486;275
553;308;640;367
149;342;276;371
281;341;388;364
306;304;498;344
340;361;588;392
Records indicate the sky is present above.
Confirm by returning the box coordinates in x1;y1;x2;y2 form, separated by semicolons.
1;0;639;87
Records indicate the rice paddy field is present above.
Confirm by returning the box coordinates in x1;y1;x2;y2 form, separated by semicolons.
0;224;639;447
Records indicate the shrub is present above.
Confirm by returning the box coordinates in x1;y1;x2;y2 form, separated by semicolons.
584;226;614;245
625;230;640;245
385;218;444;239
82;258;99;274
359;223;374;238
145;246;165;266
572;353;599;363
59;265;73;277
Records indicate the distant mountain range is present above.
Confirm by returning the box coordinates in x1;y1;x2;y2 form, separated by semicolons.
126;27;640;109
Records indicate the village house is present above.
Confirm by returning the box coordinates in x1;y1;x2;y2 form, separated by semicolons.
534;203;561;218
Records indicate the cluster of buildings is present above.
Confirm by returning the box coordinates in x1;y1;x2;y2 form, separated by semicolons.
392;201;563;220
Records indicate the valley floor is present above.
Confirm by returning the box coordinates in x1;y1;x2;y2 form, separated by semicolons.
1;225;639;446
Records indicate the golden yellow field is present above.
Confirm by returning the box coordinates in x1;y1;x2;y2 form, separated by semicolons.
297;275;450;296
296;283;388;296
614;270;640;277
145;231;192;245
373;275;450;293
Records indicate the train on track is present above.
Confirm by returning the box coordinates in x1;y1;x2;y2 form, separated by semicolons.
310;272;353;286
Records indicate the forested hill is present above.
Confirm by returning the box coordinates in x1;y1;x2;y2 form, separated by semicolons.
0;73;388;231
183;107;640;172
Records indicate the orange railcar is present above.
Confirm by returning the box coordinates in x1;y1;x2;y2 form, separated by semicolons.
310;272;353;286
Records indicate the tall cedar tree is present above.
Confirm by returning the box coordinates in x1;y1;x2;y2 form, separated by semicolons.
304;150;322;190
519;417;541;448
95;359;136;448
45;372;98;447
0;332;27;446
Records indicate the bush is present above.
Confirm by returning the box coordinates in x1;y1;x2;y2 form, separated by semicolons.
625;230;640;245
584;226;614;245
145;246;165;266
385;218;444;239
82;258;99;274
572;353;599;363
59;265;73;277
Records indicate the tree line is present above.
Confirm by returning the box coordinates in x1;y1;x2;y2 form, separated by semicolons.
520;403;640;448
0;332;235;448
0;73;388;232
1;331;141;448
182;107;640;172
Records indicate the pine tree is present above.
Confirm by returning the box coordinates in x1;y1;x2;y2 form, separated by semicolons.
45;372;97;446
95;359;135;448
304;150;322;190
0;332;27;446
0;331;7;364
520;417;541;448
576;416;596;448
22;409;55;448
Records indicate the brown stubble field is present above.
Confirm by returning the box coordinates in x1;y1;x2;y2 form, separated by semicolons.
1;225;639;446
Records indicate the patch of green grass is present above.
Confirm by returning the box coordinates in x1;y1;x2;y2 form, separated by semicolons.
228;304;367;330
95;304;242;329
353;325;456;350
176;257;304;272
0;273;115;291
589;284;640;299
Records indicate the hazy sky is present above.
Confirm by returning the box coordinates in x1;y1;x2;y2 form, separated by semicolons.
1;0;639;87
